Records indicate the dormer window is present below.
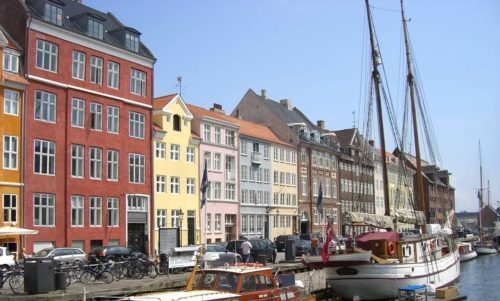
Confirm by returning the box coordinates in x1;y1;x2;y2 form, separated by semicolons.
44;2;63;26
3;50;19;73
88;19;104;39
125;33;139;52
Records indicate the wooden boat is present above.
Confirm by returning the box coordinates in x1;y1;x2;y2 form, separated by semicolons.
110;290;242;301
458;242;477;262
191;263;316;301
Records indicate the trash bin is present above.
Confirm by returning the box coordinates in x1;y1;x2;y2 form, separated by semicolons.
24;258;55;294
54;272;67;290
285;239;296;261
256;254;267;265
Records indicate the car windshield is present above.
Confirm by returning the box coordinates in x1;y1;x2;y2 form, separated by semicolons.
34;248;53;257
207;245;225;252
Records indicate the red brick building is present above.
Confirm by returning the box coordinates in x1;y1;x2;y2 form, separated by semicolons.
1;0;155;254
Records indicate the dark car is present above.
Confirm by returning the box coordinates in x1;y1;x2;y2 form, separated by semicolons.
88;246;134;262
226;238;277;263
274;235;301;252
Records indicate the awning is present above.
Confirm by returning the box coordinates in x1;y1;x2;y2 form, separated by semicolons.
0;226;39;236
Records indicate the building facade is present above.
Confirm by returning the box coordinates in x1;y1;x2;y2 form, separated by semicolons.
153;94;200;251
189;104;239;243
2;0;155;254
0;26;28;256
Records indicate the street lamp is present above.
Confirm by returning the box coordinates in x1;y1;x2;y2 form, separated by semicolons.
179;209;184;246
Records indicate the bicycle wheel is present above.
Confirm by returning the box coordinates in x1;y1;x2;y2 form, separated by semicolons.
100;271;113;284
64;271;71;288
9;273;24;294
80;271;92;284
147;264;158;279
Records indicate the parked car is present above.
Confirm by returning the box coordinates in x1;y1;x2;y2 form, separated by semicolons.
31;247;87;265
0;247;15;269
88;246;134;262
205;244;241;267
274;235;300;252
226;238;277;263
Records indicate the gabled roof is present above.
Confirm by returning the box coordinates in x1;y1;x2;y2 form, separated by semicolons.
154;93;193;120
264;98;304;125
334;128;357;147
25;0;154;59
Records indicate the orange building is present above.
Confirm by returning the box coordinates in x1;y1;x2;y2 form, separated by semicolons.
0;26;28;256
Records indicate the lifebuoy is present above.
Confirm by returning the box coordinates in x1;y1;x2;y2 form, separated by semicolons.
387;242;396;255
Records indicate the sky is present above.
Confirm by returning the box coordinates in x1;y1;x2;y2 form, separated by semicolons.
85;0;500;213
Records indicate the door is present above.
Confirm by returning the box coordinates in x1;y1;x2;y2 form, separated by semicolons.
128;223;145;253
188;217;195;245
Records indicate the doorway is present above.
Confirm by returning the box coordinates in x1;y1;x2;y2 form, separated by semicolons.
128;223;145;253
187;217;195;245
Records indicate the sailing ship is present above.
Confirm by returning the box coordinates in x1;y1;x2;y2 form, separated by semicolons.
474;142;498;255
302;1;459;299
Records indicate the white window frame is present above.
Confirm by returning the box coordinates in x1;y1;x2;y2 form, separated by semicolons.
107;150;119;181
3;135;18;170
187;178;195;195
203;124;211;142
89;147;103;179
4;89;19;116
3;51;19;73
204;152;212;171
3;194;17;223
33;193;55;226
34;90;56;123
87;19;104;39
170;176;180;194
90;56;103;85
130;68;146;96
107;198;119;227
241;140;247;155
129;112;145;139
72;51;86;80
107;61;120;89
214;127;221;144
71;144;84;178
71;195;84;227
36;39;58;72
71;98;85;128
107;106;120;134
34;139;55;175
156;142;166;159
170;144;180;161
213;153;222;171
156;175;166;193
215;213;221;232
206;213;211;232
157;209;167;228
125;33;139;52
44;3;62;25
186;147;195;163
90;102;103;131
89;197;102;227
213;182;221;200
225;183;235;200
129;153;145;184
225;130;235;146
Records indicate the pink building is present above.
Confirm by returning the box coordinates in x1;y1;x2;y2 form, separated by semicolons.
188;104;239;243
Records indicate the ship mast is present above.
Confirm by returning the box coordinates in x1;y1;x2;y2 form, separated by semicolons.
365;0;391;217
479;141;484;240
400;0;427;225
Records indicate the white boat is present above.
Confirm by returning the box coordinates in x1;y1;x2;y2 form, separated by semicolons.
111;290;242;301
474;241;498;255
302;249;372;268
458;242;477;261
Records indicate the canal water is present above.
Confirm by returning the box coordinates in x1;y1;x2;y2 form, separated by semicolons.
457;253;499;301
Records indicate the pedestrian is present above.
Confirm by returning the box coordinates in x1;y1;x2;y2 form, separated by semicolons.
311;236;319;256
241;238;252;263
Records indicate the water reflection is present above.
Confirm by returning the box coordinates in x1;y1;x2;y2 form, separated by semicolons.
458;253;499;301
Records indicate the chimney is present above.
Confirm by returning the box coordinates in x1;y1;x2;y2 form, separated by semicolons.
369;140;375;147
280;99;292;110
210;103;225;114
317;120;325;129
261;89;267;99
73;0;82;3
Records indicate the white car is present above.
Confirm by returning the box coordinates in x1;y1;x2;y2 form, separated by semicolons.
0;247;16;269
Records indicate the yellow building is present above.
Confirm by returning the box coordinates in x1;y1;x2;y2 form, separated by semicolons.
153;94;200;251
0;28;28;256
270;144;299;240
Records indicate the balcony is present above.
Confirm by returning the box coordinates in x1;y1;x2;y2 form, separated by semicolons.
225;170;236;182
251;152;262;165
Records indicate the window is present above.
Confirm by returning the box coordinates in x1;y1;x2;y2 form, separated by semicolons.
203;124;211;142
3;51;19;73
127;195;147;212
3;194;17;223
90;197;102;226
213;182;221;200
129;153;145;183
214;127;221;144
71;196;84;227
129;112;145;139
215;214;221;232
225;183;235;200
3;89;19;116
187;178;195;195
44;3;62;25
170;176;179;194
71;145;84;178
156;142;166;159
263;169;270;183
173;115;181;131
204;152;212;171
89;147;102;179
107;61;120;89
72;51;85;80
241;165;248;181
107;198;119;227
213;153;221;171
71;98;85;128
34;139;55;175
225;130;235;146
3;136;18;170
34;193;55;226
263;145;270;159
157;209;167;228
34;90;56;123
156;175;166;193
241;140;247;155
206;214;211;232
301;176;307;196
186;147;195;163
107;150;119;181
125;33;139;52
130;69;146;96
36;40;58;72
241;189;248;204
90;56;103;84
88;19;104;39
170;144;180;161
107;106;119;133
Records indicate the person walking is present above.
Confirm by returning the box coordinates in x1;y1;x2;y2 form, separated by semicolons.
241;238;253;263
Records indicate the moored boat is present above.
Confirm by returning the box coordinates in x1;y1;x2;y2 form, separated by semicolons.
458;242;477;262
474;241;498;255
302;249;372;269
107;290;242;301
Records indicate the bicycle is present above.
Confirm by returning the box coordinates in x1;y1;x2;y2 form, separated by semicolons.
0;263;24;294
79;259;113;284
